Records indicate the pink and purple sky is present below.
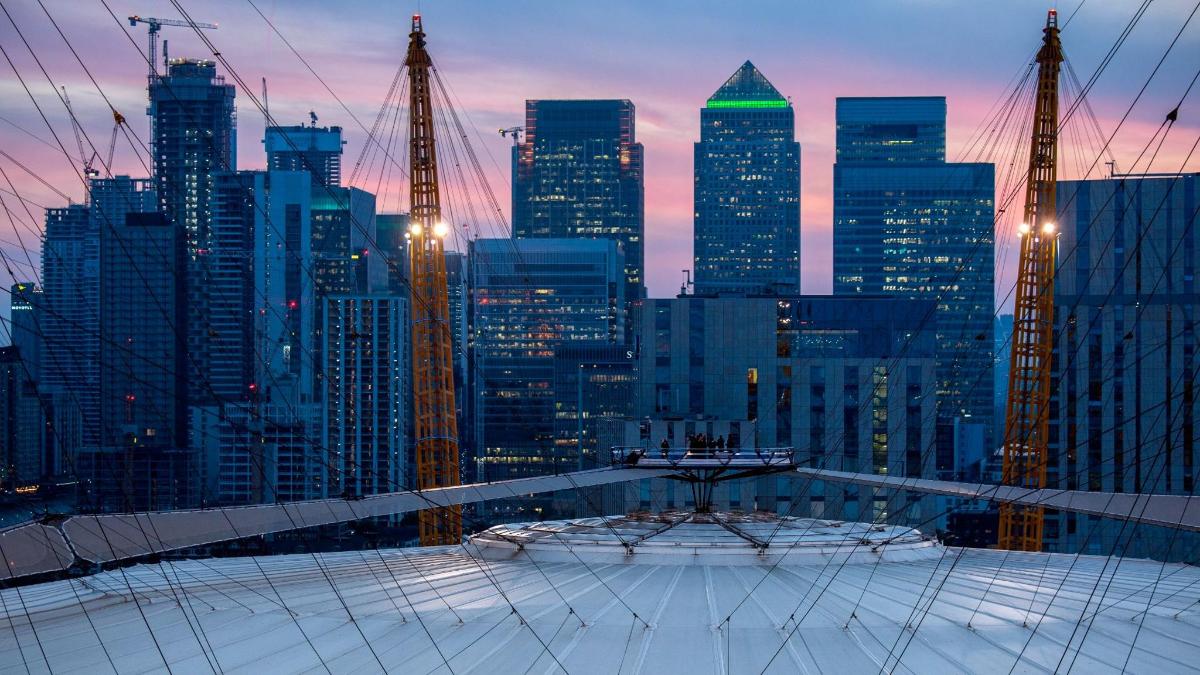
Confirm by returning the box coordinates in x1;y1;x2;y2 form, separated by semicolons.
0;0;1197;302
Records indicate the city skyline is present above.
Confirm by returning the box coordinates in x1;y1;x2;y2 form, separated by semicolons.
0;0;1195;303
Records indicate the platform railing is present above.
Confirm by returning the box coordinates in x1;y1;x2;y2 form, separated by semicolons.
610;446;796;467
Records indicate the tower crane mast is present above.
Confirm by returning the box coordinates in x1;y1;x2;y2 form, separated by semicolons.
406;15;462;546
999;9;1063;552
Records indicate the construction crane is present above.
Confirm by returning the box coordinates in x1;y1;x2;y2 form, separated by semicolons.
998;9;1063;552
61;87;99;181
406;14;462;546
127;15;217;84
106;109;127;175
499;126;524;145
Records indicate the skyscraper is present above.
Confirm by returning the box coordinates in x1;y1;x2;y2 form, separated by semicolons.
192;170;314;504
833;97;995;475
150;58;236;413
0;346;43;490
206;172;261;403
81;208;189;512
1048;173;1200;560
9;283;42;383
264;121;344;188
323;295;407;498
693;61;801;296
629;295;937;523
512;100;644;312
39;204;94;449
470;238;624;509
98;210;184;451
150;58;236;247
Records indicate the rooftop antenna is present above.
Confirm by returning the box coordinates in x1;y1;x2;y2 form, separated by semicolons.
261;77;269;126
309;110;318;127
680;269;693;296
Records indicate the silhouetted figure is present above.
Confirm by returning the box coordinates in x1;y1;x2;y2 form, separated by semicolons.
716;435;726;449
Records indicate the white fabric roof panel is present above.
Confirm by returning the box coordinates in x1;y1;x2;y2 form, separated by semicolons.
2;515;1197;674
796;468;1200;532
0;467;671;579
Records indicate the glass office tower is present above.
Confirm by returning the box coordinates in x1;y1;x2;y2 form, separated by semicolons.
512;100;644;313
833;97;995;475
1048;173;1200;560
694;61;801;295
470;238;624;518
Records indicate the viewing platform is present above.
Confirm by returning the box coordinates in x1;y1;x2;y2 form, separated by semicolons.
610;446;796;470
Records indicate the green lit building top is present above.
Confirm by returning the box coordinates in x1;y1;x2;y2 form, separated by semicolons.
694;61;801;296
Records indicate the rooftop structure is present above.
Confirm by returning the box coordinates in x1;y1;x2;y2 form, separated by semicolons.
3;511;1197;673
694;61;801;296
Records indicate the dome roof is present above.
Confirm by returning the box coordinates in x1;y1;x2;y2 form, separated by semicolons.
470;510;939;565
2;513;1198;673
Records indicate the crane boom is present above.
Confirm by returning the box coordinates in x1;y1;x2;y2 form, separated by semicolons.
998;9;1063;552
127;15;217;84
406;14;462;546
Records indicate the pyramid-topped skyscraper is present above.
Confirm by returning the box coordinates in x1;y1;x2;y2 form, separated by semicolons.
706;60;788;107
694;61;800;295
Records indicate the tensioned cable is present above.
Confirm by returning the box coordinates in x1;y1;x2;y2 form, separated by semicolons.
758;15;1200;667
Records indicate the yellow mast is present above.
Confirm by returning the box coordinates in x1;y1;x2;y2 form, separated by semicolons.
406;14;462;546
999;9;1063;551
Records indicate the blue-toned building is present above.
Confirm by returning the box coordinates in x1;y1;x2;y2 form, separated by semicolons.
264;121;344;188
470;238;624;516
39;204;94;447
323;295;407;499
833;97;995;476
9;283;41;385
191;170;316;504
693;61;801;296
150;58;236;243
150;58;236;412
512;100;644;314
1048;173;1200;560
626;295;938;526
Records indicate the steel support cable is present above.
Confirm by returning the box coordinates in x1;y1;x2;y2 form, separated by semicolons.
884;138;1200;675
0;27;446;672
0;34;185;671
31;0;153;177
374;76;410;215
385;555;457;675
763;47;1200;672
0;12;547;671
0;149;71;204
348;63;406;185
488;474;655;630
413;513;575;675
0;543;55;674
242;0;411;183
1031;134;1200;672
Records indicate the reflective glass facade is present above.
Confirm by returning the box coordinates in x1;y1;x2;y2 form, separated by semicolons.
694;61;801;295
264;123;343;188
1048;174;1200;560
470;239;624;508
630;296;937;526
512;100;644;315
833;97;995;475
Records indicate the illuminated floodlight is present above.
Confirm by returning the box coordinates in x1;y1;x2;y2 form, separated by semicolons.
1018;223;1031;236
409;222;423;236
433;221;450;238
